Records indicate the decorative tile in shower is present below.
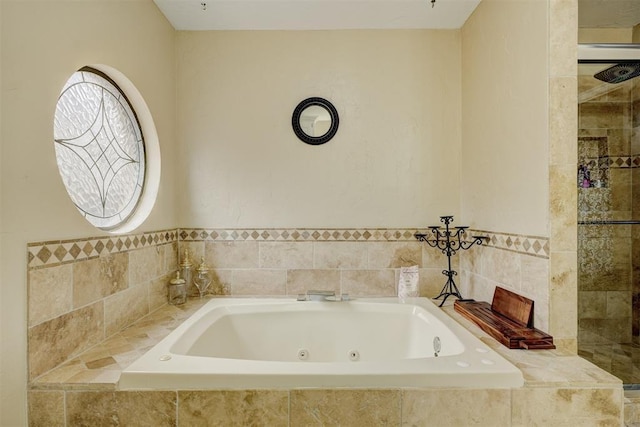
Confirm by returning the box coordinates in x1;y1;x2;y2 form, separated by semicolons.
27;230;178;269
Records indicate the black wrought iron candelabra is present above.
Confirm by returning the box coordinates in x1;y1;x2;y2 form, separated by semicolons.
415;216;488;306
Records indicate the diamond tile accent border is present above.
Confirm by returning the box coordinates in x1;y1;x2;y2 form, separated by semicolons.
178;228;422;242
180;228;550;259
27;230;178;269
27;227;549;269
471;229;549;259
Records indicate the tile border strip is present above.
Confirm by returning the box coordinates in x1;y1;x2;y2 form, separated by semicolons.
471;229;550;259
27;230;178;269
27;227;550;269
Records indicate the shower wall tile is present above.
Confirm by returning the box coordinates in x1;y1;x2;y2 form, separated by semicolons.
66;391;177;427
259;242;313;268
607;128;632;155
341;269;396;296
27;391;65;427
205;241;259;268
178;390;288;426
607;291;632;319
402;389;510;426
313;241;367;268
579;291;607;319
28;264;72;327
367;241;422;268
72;252;129;308
28;302;104;380
290;389;400;426
286;269;341;296
580;102;630;129
609;169;631;212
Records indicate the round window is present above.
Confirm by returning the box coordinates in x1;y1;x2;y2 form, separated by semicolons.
53;66;158;232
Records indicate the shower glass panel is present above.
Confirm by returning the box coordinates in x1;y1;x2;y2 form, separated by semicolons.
577;54;640;386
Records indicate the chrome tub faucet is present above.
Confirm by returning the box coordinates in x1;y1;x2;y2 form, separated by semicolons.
297;290;350;302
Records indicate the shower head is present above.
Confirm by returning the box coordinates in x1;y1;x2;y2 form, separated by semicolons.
594;63;640;84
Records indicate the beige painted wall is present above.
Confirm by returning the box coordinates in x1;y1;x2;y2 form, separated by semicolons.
460;0;549;236
177;30;462;228
0;1;177;424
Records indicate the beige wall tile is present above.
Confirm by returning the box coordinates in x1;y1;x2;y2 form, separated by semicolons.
104;284;149;337
129;246;164;285
28;264;72;327
259;242;313;268
66;391;177;426
422;244;450;269
480;247;521;288
205;241;258;268
416;268;449;298
73;252;128;308
550;251;578;339
520;254;550;331
149;273;172;311
290;389;400;426
458;271;495;303
550;164;578;252
402;389;510;426
28;302;104;380
550;77;578;165
209;269;232;295
341;269;396;296
314;241;367;268
549;0;577;78
367;242;422;268
178;390;288;426
162;242;178;274
28;391;64;427
512;387;622;426
287;269;341;296
231;269;286;295
179;242;205;267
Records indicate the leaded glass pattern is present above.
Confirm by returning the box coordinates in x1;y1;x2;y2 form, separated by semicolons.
54;68;145;230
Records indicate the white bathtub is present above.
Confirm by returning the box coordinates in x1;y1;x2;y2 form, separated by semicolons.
119;297;524;389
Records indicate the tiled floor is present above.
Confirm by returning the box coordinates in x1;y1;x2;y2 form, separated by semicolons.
579;343;640;386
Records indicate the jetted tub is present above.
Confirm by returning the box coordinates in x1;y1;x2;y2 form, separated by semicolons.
119;297;524;389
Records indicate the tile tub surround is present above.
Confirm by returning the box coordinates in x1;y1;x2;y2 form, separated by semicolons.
28;298;623;426
27;231;179;381
27;227;553;382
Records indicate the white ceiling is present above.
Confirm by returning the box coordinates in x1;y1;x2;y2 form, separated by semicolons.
152;0;482;30
153;0;640;31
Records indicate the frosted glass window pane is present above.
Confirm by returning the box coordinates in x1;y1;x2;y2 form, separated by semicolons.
53;68;145;230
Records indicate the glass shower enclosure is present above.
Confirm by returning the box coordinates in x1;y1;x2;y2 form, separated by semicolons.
577;44;640;387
